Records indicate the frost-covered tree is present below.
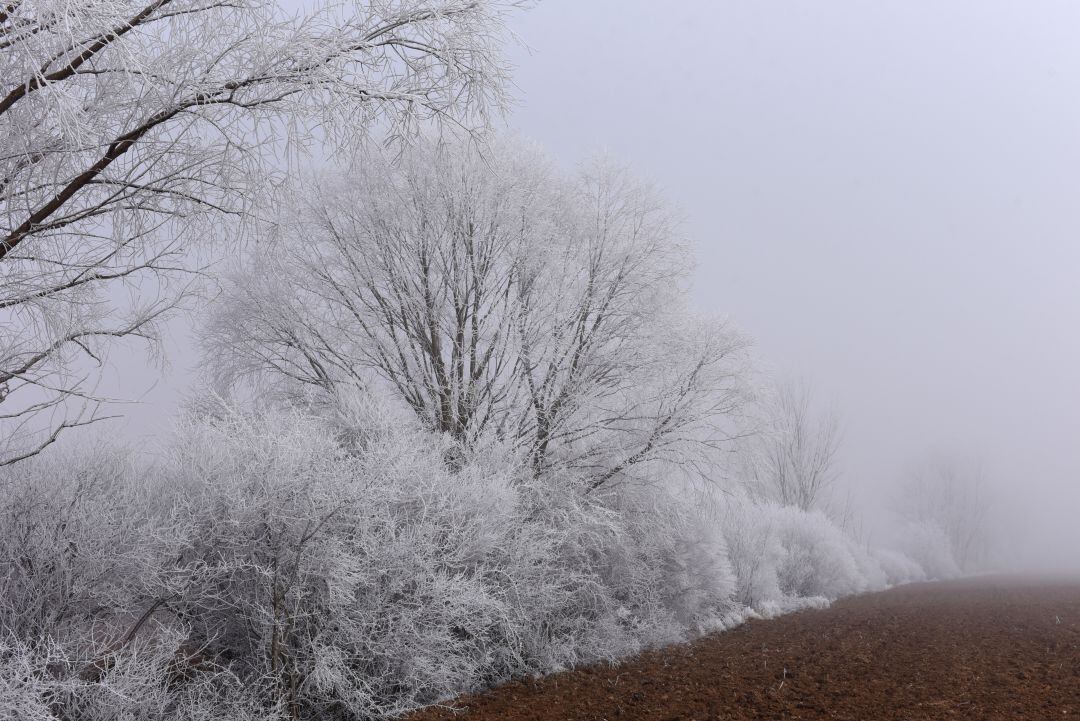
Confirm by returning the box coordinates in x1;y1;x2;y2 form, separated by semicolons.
739;380;841;511
204;138;752;488
895;455;991;571
0;0;522;465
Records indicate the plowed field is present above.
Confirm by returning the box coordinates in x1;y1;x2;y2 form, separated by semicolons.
407;576;1080;720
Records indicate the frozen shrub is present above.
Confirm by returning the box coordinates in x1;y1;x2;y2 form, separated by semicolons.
894;457;991;572
155;409;517;717
0;609;254;721
0;638;58;721
872;548;927;586
0;397;943;720
771;505;868;599
852;543;891;593
490;475;648;673
637;491;737;628
0;445;149;641
753;595;831;619
717;492;907;611
152;403;740;717
895;521;962;581
718;495;782;608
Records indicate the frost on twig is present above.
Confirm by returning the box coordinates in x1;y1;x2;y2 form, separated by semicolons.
0;0;522;464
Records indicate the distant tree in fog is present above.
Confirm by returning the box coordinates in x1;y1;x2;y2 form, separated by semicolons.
740;381;842;511
204;138;752;487
0;0;522;465
895;456;991;571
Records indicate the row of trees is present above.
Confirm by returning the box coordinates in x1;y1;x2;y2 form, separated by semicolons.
1;0;975;533
202;135;992;566
0;0;840;508
0;0;996;527
0;3;992;718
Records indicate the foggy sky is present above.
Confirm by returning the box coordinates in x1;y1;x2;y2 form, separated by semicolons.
109;0;1080;569
497;0;1080;568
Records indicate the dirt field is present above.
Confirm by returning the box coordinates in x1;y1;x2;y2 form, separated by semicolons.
407;576;1080;721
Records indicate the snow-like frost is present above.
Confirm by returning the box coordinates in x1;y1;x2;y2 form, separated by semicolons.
872;547;928;586
0;405;958;720
894;520;963;580
718;492;935;614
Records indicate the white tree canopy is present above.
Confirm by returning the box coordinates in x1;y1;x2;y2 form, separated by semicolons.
744;381;842;511
0;0;523;464
205;138;753;488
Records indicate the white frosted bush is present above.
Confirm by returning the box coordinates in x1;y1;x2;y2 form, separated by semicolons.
156;409;513;716
718;492;910;611
0;398;943;720
771;505;868;599
492;476;645;672
0;638;59;721
872;547;927;586
477;470;737;676
895;521;962;581
638;491;737;628
719;495;785;608
753;595;831;619
852;543;891;592
0;621;256;721
0;445;154;642
152;404;737;717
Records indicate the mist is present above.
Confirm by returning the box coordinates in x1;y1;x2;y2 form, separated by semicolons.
100;0;1080;572
6;2;1080;718
513;1;1080;571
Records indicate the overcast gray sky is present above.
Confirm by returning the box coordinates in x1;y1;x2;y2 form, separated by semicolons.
111;0;1080;568
498;0;1080;566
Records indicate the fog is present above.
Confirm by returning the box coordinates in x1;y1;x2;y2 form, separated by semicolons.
15;4;1080;718
105;0;1079;570
499;0;1080;570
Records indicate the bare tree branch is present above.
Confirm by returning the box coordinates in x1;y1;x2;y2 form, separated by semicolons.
1;0;523;464
204;138;753;488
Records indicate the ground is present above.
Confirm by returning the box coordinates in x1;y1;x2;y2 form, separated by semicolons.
407;576;1080;721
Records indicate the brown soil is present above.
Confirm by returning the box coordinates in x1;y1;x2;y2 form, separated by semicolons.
407;576;1080;720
